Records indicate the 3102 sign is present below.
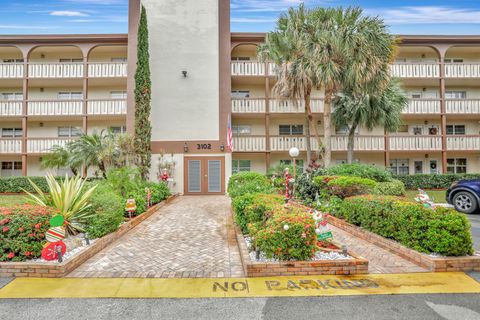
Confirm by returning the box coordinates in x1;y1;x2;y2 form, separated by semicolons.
197;143;212;150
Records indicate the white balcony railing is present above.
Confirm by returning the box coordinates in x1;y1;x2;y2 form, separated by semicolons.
447;136;480;151
445;64;480;78
28;63;84;78
231;61;265;76
0;139;22;153
446;99;480;114
27;138;77;153
233;136;266;152
270;99;324;113
268;62;277;76
0;101;22;116
331;136;385;151
88;99;127;115
88;63;127;78
389;136;442;151
404;99;441;114
0;64;23;78
390;63;440;78
231;98;266;113
27;100;83;116
270;136;308;151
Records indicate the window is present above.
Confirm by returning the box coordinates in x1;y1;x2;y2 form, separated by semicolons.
447;158;467;174
58;92;83;100
111;57;127;62
2;128;22;138
2;59;24;63
445;91;467;99
1;161;22;177
232;160;251;174
1;93;23;101
335;125;359;135
231;90;250;98
279;124;303;135
410;92;422;99
389;159;409;175
396;125;409;133
109;126;127;134
444;58;464;63
232;125;251;136
412;126;423;135
59;58;83;63
446;125;466;135
58;126;82;137
110;91;127;99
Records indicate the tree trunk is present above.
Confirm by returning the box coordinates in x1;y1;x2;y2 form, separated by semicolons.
304;105;312;167
347;124;357;164
323;89;333;168
305;93;323;167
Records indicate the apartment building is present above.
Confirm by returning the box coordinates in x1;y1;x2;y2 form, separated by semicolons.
0;0;479;195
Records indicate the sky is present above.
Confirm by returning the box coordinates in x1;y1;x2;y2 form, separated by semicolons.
1;0;480;35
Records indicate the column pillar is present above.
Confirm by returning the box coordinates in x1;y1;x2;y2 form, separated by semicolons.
21;54;28;176
83;55;88;134
265;65;271;171
438;50;448;174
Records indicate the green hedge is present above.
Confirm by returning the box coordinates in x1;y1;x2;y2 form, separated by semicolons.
337;195;474;256
394;174;480;190
0;176;64;193
325;163;393;182
373;180;406;196
227;172;275;199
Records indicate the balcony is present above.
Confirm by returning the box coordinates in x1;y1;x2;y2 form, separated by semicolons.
88;63;127;78
270;99;324;113
28;63;84;78
231;61;265;76
389;136;442;151
233;136;266;152
27;138;77;154
270;136;310;151
0;101;22;116
447;136;480;151
403;99;441;114
390;63;440;78
446;99;480;114
231;98;266;113
88;99;127;115
0;63;23;78
0;139;22;153
27;100;83;116
331;136;385;151
445;64;480;78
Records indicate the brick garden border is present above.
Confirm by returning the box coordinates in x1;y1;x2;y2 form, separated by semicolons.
0;194;179;278
327;215;480;272
234;223;368;277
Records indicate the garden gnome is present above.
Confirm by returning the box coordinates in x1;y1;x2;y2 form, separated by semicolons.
415;189;435;209
125;197;137;218
160;168;169;182
41;215;67;261
284;168;292;200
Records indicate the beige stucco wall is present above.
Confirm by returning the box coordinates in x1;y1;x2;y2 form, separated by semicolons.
143;0;220;141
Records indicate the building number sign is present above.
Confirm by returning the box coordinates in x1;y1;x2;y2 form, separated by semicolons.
197;143;212;150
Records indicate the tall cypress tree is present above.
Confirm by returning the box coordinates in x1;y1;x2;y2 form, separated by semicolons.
134;5;152;180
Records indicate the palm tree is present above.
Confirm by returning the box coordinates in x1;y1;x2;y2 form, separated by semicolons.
309;7;396;167
41;144;82;176
258;4;322;166
333;78;408;163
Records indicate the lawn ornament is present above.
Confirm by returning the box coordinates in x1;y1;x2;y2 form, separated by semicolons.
41;214;67;261
284;168;292;200
41;241;66;261
125;197;137;218
312;210;333;241
159;168;169;182
414;189;436;209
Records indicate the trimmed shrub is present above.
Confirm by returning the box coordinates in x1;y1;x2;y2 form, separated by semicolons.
254;206;317;261
326;176;376;199
227;172;274;199
232;194;256;233
338;195;474;256
0;205;58;261
144;181;170;205
233;194;284;234
84;182;124;239
0;176;63;193
325;163;393;182
373;179;406;196
394;174;480;190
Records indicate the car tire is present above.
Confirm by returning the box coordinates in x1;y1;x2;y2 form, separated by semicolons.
453;191;478;214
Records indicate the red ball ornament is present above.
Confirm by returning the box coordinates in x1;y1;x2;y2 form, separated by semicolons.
41;241;67;261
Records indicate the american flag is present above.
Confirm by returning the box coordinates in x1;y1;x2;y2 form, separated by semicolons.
227;114;233;152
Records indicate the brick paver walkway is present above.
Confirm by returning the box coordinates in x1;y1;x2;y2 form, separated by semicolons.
330;225;428;274
68;196;244;278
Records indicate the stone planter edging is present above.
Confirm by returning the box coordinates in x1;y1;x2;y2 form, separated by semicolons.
234;224;368;277
0;194;179;278
327;215;480;272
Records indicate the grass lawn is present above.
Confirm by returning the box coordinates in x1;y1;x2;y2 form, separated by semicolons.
0;194;29;207
405;190;447;204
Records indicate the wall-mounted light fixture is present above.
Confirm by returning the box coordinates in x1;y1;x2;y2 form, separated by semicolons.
424;120;429;125
39;122;44;127
40;54;45;59
183;142;188;153
182;70;188;78
220;143;225;152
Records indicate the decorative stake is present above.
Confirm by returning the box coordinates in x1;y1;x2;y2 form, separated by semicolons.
57;245;63;263
342;245;348;257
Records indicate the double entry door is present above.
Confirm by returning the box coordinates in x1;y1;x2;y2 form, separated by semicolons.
185;157;225;195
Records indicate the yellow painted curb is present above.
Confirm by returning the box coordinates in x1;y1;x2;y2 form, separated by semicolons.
0;273;479;299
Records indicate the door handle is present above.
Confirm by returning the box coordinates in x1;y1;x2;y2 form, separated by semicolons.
204;175;208;178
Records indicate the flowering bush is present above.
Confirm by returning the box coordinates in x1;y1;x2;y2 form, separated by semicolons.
227;172;274;199
0;205;57;261
253;206;318;261
233;193;284;234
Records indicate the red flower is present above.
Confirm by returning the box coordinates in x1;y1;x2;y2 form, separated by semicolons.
38;233;45;238
18;227;24;232
24;252;32;257
28;233;34;237
7;252;14;259
2;227;9;232
34;223;42;229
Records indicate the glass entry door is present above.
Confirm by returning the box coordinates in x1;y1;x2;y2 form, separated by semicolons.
185;157;225;195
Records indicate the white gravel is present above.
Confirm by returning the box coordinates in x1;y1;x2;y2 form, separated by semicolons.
32;234;97;263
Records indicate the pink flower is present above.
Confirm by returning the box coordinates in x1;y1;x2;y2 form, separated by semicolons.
7;252;14;259
2;227;9;233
